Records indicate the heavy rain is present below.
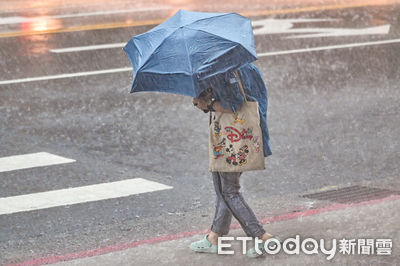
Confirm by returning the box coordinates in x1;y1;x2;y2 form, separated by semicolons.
0;0;399;265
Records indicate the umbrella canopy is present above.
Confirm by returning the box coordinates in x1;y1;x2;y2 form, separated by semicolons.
123;9;257;98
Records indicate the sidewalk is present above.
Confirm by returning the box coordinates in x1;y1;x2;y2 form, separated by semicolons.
48;195;399;266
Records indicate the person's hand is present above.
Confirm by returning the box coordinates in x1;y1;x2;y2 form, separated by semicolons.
192;97;208;111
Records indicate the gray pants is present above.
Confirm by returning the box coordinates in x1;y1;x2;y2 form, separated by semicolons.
210;171;266;238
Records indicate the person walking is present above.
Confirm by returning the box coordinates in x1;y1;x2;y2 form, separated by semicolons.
189;63;280;258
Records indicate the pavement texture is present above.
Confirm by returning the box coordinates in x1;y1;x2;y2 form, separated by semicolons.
51;195;400;265
13;192;399;266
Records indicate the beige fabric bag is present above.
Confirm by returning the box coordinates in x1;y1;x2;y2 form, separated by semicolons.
209;72;266;172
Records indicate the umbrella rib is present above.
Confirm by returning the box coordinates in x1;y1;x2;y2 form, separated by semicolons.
182;13;252;46
197;28;257;61
135;28;181;73
131;12;254;85
136;13;249;71
181;29;195;89
183;13;233;28
187;28;244;63
186;27;242;49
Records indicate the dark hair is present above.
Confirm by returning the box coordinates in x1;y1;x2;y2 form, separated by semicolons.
199;87;213;100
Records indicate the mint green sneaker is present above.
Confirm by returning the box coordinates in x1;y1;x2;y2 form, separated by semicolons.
247;236;282;258
189;234;218;253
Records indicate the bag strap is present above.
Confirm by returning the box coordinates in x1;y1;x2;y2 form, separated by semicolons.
209;70;246;125
233;70;247;103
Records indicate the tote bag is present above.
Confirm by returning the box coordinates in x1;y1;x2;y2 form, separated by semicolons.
209;72;266;172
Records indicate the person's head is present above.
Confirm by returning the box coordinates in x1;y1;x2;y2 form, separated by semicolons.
198;87;213;101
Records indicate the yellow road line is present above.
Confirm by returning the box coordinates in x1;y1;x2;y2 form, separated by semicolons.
0;2;394;38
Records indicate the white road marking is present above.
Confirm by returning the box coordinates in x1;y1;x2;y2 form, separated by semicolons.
0;67;131;85
50;18;391;54
258;38;400;57
51;19;333;54
0;152;75;173
0;7;170;25
252;18;390;38
1;39;400;86
284;25;391;39
51;42;126;53
0;178;173;215
252;18;336;35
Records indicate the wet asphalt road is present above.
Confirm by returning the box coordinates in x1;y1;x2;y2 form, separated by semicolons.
1;2;400;264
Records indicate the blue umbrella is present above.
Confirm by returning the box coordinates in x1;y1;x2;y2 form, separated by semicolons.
123;9;257;98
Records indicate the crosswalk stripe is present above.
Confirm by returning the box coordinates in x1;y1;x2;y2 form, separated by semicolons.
0;178;173;215
0;152;75;173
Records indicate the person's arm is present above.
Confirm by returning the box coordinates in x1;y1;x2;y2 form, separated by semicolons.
192;97;234;113
210;101;234;113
